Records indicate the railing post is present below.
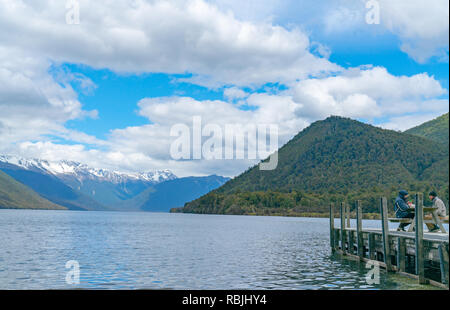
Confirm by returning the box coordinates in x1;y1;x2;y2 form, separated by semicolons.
348;229;354;255
346;203;351;228
380;197;393;271
368;233;376;260
330;203;335;253
438;244;449;285
340;202;346;255
397;237;406;272
356;200;364;259
415;193;426;284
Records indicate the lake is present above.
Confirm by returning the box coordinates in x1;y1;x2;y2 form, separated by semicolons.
0;209;436;290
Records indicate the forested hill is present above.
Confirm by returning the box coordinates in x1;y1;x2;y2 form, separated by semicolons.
176;116;449;216
405;113;449;145
0;170;66;210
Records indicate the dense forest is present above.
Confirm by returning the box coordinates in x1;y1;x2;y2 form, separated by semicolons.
174;115;449;217
405;113;449;145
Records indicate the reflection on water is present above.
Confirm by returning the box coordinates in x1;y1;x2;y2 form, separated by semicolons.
0;209;426;290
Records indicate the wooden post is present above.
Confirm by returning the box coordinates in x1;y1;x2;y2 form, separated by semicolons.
368;232;376;260
380;197;393;271
348;230;354;255
438;244;448;285
334;229;339;251
397;237;406;272
356;200;364;259
415;193;426;284
340;202;346;254
346;203;351;228
330;203;335;253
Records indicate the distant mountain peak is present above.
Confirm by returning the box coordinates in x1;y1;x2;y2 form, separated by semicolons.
0;155;177;184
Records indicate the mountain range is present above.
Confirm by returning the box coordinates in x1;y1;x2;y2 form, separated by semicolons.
113;175;230;212
1;113;448;214
176;114;449;216
0;156;228;211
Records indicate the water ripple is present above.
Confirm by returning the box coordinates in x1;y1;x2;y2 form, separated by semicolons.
0;210;409;290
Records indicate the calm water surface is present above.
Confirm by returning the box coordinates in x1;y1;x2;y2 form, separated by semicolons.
0;209;426;290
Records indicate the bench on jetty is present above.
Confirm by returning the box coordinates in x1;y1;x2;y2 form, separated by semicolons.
388;217;449;233
329;195;449;288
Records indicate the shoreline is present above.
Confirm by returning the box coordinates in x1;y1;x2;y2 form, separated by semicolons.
1;207;383;220
171;208;383;220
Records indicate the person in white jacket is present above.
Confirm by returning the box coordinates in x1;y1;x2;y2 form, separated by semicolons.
426;191;448;232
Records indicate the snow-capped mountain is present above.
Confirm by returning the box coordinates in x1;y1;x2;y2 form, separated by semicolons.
0;155;228;212
0;154;228;212
0;155;177;184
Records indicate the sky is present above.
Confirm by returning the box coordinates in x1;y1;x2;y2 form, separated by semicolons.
0;0;448;177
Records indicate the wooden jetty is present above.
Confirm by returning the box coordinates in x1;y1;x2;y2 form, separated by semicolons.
329;194;449;288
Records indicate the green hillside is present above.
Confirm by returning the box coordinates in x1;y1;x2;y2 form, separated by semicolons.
405;113;449;144
177;116;449;216
0;170;66;210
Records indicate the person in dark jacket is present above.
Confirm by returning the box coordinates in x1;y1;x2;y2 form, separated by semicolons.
394;190;414;231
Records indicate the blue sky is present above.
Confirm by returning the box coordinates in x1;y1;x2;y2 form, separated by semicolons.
0;0;448;176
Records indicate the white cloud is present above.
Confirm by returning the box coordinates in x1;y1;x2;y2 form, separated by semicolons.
290;67;448;120
223;87;248;101
0;0;339;87
209;0;280;23
0;46;98;146
379;0;449;63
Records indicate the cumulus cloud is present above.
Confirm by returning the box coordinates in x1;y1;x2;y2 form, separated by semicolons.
290;67;448;120
0;0;339;87
0;46;98;146
223;87;248;101
379;0;449;63
209;0;280;22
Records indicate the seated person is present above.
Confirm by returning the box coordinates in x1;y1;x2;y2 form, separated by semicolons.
425;191;448;233
394;190;414;231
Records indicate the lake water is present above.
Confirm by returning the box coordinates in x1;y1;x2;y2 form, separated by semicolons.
0;209;438;290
